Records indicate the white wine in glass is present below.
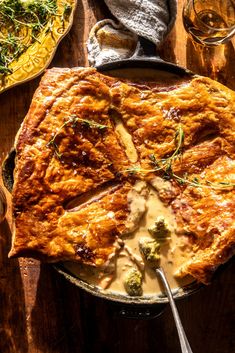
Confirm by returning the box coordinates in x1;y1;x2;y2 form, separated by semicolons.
183;0;235;45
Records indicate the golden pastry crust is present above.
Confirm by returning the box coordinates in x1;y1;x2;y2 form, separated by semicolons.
10;68;144;265
10;68;235;284
12;181;138;265
110;75;235;283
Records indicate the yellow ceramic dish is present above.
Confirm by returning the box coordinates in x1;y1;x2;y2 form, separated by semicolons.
0;0;77;94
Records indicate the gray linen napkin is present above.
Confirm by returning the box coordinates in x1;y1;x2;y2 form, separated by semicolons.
87;0;177;67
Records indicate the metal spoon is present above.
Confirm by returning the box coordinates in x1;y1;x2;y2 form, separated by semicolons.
139;236;193;352
156;266;193;353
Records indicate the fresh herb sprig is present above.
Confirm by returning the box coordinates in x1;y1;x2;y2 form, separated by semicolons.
48;115;108;159
126;125;184;175
168;173;235;190
126;125;235;190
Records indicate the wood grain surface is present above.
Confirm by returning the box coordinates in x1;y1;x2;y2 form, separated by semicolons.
0;1;235;352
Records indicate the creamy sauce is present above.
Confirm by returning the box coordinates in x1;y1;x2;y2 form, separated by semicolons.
65;186;193;296
108;187;192;294
125;180;148;233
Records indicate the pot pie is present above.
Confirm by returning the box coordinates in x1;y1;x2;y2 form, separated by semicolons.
9;67;235;295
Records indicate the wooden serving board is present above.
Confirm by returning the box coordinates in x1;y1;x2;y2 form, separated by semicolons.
0;1;235;352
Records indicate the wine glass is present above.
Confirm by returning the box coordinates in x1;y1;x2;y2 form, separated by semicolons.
183;0;235;46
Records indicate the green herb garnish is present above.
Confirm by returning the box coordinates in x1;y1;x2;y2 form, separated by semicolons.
126;125;235;190
48;115;108;159
126;125;184;175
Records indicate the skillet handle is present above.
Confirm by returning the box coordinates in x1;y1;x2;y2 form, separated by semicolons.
111;303;166;320
131;37;162;61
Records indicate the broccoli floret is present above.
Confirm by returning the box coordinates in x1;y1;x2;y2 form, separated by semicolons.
139;237;160;265
124;268;143;296
148;216;171;240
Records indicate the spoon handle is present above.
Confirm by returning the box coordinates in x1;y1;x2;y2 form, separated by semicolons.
156;267;193;353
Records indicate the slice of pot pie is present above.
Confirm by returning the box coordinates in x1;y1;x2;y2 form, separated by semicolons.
9;67;235;285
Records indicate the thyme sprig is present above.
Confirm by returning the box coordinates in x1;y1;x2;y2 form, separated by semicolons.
169;174;235;190
148;124;184;175
48;115;108;159
126;125;235;190
126;125;184;176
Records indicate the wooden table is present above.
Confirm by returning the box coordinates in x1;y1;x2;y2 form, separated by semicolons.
0;1;235;352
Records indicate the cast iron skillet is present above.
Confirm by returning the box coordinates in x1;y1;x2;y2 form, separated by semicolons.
2;38;203;318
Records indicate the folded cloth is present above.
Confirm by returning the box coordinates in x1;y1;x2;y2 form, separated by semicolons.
87;0;177;67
